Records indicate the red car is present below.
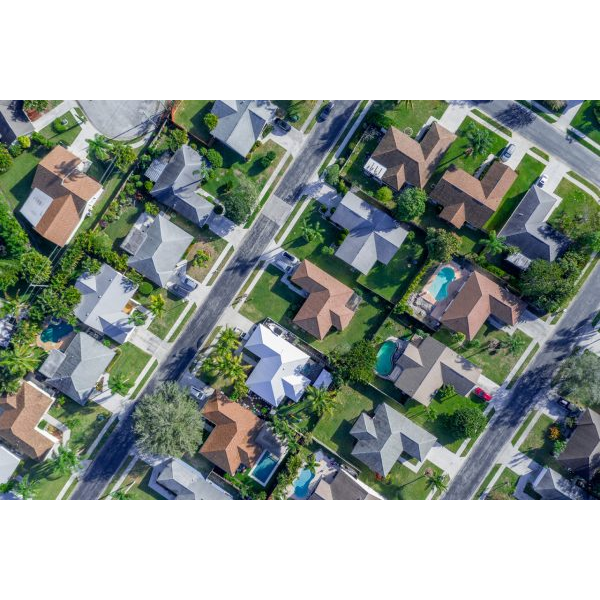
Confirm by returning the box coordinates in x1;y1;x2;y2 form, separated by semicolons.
474;387;492;402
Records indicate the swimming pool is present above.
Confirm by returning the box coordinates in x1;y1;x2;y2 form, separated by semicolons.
428;266;456;301
250;451;279;486
293;468;315;499
40;321;73;343
376;340;397;377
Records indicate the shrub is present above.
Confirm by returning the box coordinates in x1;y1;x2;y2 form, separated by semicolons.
8;144;22;158
262;124;273;138
144;202;160;216
167;128;188;151
52;118;68;133
203;113;218;131
221;180;257;224
23;100;49;112
206;148;223;169
445;406;487;439
17;135;31;149
337;180;349;195
259;150;277;169
375;186;393;204
144;180;154;192
31;132;56;150
138;281;153;296
324;163;340;186
425;228;461;262
0;144;13;173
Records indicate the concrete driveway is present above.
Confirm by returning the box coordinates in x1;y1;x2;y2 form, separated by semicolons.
78;100;163;140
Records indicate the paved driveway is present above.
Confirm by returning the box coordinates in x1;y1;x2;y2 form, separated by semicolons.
78;100;163;140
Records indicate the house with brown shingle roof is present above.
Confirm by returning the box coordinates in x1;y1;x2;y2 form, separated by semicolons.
364;122;456;191
0;381;62;460
430;162;517;230
199;391;266;475
290;260;357;340
440;270;525;340
20;146;103;246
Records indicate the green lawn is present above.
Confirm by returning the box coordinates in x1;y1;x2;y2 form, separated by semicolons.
107;342;152;393
102;200;145;249
548;178;600;241
374;313;415;343
474;464;502;498
117;460;164;500
147;293;189;339
370;100;448;136
14;460;70;500
484;154;545;232
341;134;382;201
569;101;600;144
273;101;317;129
485;467;520;500
519;413;568;477
172;100;214;143
39;111;82;147
434;325;532;385
0;147;46;210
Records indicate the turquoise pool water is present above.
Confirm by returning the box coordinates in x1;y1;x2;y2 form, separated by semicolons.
40;321;73;343
293;468;315;499
429;266;456;301
376;340;397;376
251;452;279;485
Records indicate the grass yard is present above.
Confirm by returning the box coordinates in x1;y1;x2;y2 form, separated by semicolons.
548;178;600;240
484;154;546;232
485;467;520;500
117;460;164;500
566;171;600;198
39;111;82;146
370;100;448;136
519;413;568;476
340;134;383;200
185;231;228;283
273;101;317;129
0;147;46;210
108;342;152;393
434;324;532;385
471;109;512;137
103;200;144;249
374;312;415;342
173;100;214;143
14;460;70;500
147;293;189;339
474;464;502;498
569;101;600;145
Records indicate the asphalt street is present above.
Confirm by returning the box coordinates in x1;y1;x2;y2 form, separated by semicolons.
71;101;359;500
444;261;600;499
476;100;600;187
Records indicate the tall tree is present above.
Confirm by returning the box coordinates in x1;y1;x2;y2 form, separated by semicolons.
0;343;43;377
396;187;427;221
86;134;112;162
555;351;600;408
14;474;38;500
305;385;338;416
0;292;28;320
425;227;461;262
148;293;166;318
332;340;377;385
482;230;508;256
52;445;81;476
465;122;492;156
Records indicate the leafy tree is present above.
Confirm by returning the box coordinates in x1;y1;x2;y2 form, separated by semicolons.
86;134;112;162
425;227;461;262
553;439;567;457
192;249;210;268
396;186;427;221
332;340;377;385
20;250;52;284
133;382;204;457
506;335;527;355
148;292;165;318
80;256;102;275
555;351;600;407
230;378;249;401
581;231;600;253
221;179;257;224
305;385;338;417
23;100;49;112
206;148;223;169
52;445;81;476
14;474;38;499
109;373;131;395
376;186;393;204
17;135;31;149
144;201;160;216
204;113;219;131
445;406;487;439
465;122;492;156
451;331;466;346
112;143;136;172
482;231;508;256
437;383;456;400
30;285;81;323
324;164;340;187
167;128;189;151
0;202;29;256
0;144;13;174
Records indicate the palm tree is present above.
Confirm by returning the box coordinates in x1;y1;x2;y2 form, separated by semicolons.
425;469;448;493
148;293;165;318
52;445;81;476
465;122;492;156
300;218;324;244
0;343;43;377
218;327;239;353
304;453;319;475
230;378;249;401
109;373;131;395
0;291;28;320
507;335;527;355
128;310;147;326
110;488;132;500
221;354;249;381
482;231;508;256
86;134;113;162
305;385;338;417
397;100;414;110
15;475;38;500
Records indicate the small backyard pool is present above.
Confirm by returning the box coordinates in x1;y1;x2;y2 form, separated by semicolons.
428;266;456;301
250;451;279;486
293;468;315;499
40;321;73;343
376;340;397;377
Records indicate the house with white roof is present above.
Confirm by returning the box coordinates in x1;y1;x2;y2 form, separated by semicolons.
243;324;311;407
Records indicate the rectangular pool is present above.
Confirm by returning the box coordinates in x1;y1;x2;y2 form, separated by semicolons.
250;451;279;486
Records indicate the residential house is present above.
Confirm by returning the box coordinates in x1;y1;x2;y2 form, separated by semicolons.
39;332;115;404
430;162;517;229
559;409;600;480
391;336;482;405
244;324;311;407
0;100;33;145
364;122;456;191
0;445;21;484
200;391;282;475
309;468;382;500
151;458;232;500
148;145;214;227
532;467;584;500
290;260;358;339
440;270;525;341
330;191;409;275
499;186;569;270
20;146;103;246
350;403;436;476
0;381;62;460
74;263;138;344
122;213;193;287
210;100;276;157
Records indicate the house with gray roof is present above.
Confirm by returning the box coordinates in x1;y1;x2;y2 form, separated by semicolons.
210;100;276;157
499;186;569;269
531;467;586;500
122;213;193;287
74;263;138;344
310;468;382;500
39;332;115;404
151;458;232;500
331;191;409;275
350;403;436;476
558;408;600;480
149;145;213;226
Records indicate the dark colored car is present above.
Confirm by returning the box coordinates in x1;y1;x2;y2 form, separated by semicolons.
274;117;291;132
474;387;493;402
557;397;572;410
317;102;334;122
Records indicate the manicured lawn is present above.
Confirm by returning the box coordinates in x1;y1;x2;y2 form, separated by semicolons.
39;111;81;146
340;133;382;201
0;147;46;210
569;101;600;144
434;324;533;385
484;154;545;232
273;101;317;129
173;100;213;143
548;178;600;240
471;109;512;137
118;460;164;500
511;410;537;445
370;100;448;136
519;413;568;477
185;229;228;283
147;293;189;339
107;342;152;392
103;200;144;249
485;467;519;500
374;313;415;342
15;460;70;500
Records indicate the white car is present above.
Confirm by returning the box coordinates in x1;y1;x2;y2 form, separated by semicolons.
537;174;548;187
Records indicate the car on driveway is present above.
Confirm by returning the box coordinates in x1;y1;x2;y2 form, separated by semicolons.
537;174;548;187
274;117;291;132
317;102;334;122
500;144;516;162
474;387;493;402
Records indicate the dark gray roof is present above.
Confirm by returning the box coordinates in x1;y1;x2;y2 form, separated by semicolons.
151;145;213;226
155;458;231;500
126;214;193;287
310;469;381;500
74;264;138;344
331;192;408;275
559;408;600;480
532;467;571;500
499;186;569;262
39;332;115;403
350;403;436;476
0;101;33;145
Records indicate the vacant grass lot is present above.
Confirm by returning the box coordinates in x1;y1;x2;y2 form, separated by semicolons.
519;413;569;477
173;100;213;143
273;101;317;128
570;101;600;144
108;342;152;392
148;293;189;339
434;325;532;385
484;154;545;232
548;178;600;241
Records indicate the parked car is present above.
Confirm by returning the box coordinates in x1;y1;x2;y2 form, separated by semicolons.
179;275;198;291
274;117;291;132
557;397;572;410
318;102;334;122
190;386;214;403
537;174;548;187
500;143;516;162
474;387;493;402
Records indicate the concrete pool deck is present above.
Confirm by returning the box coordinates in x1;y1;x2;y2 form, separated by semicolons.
417;261;469;321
